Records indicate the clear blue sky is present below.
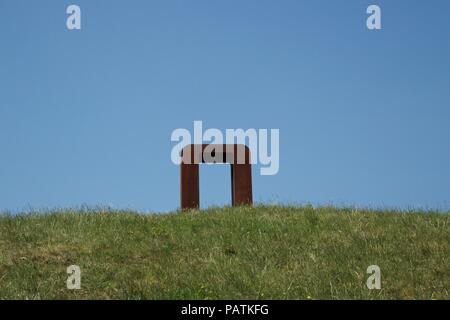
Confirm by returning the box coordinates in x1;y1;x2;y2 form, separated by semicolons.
1;0;449;212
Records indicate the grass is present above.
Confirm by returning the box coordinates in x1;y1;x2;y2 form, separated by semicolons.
0;205;449;300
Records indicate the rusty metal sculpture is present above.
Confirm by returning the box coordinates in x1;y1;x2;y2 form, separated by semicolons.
180;144;253;209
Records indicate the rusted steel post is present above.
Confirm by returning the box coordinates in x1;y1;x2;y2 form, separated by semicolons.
180;144;253;210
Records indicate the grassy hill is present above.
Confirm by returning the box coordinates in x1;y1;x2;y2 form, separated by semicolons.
0;205;448;300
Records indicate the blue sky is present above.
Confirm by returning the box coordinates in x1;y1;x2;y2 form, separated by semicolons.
1;0;449;212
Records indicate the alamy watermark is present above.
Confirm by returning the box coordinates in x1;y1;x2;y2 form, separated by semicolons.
171;121;280;176
66;5;81;30
65;4;381;31
67;265;81;290
367;5;382;30
366;265;381;290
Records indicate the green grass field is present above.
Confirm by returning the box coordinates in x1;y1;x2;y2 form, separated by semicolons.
0;205;448;300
